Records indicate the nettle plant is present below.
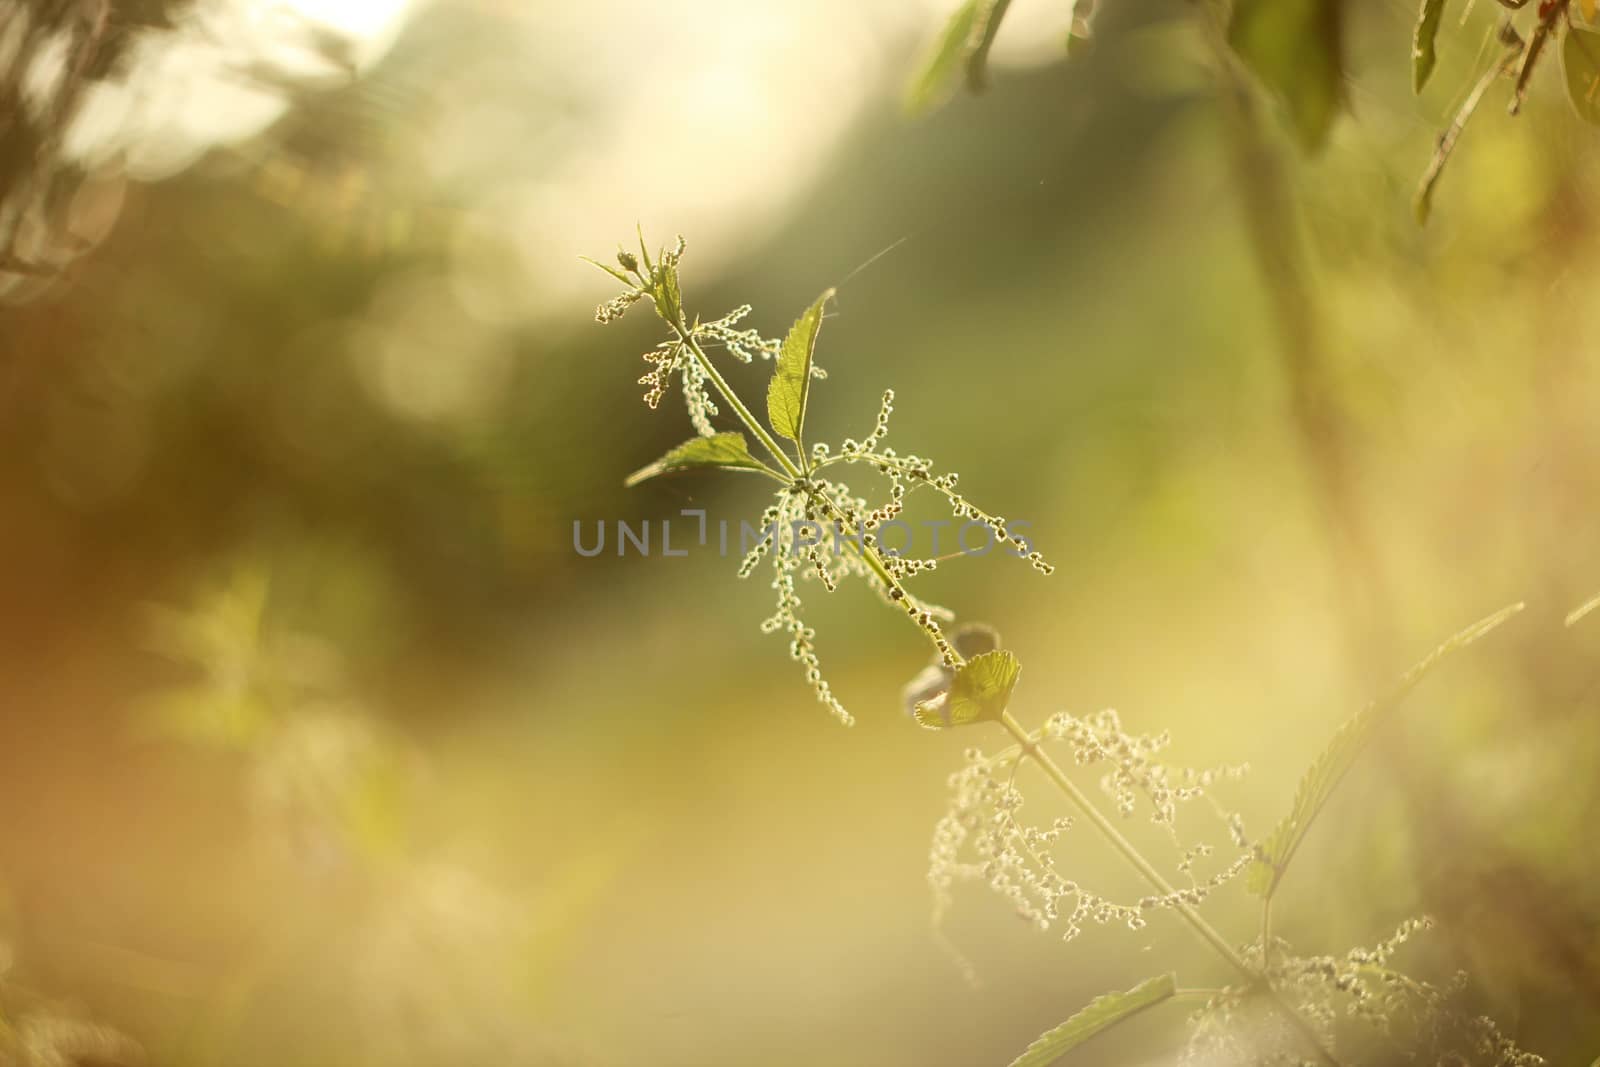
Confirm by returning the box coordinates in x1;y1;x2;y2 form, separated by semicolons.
588;234;1542;1066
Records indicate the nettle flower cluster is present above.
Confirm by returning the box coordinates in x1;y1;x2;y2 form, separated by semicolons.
1188;918;1545;1067
929;707;1252;942
590;232;1051;726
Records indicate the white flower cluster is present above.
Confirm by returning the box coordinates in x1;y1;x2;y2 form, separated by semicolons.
1184;918;1546;1066
929;723;1251;943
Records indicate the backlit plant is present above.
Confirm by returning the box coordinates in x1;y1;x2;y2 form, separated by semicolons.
589;233;1543;1065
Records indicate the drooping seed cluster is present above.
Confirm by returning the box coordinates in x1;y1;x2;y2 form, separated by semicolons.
1184;919;1546;1066
698;304;777;363
637;341;683;410
860;388;894;452
595;288;645;324
1042;708;1249;829
822;395;1054;576
928;747;1107;938
750;490;853;726
737;502;783;579
734;474;959;724
928;731;1252;945
677;350;719;436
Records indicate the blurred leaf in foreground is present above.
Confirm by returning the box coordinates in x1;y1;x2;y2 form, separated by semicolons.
1413;0;1447;93
1228;0;1345;151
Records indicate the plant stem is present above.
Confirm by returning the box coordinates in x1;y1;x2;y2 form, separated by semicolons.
674;325;802;480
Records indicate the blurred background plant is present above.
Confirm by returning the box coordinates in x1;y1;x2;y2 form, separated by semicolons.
3;0;1600;1064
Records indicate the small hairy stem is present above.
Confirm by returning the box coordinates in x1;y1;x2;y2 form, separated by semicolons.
997;710;1343;1067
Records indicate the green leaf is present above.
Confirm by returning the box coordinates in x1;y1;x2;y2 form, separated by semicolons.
1413;0;1447;93
652;258;683;324
1227;0;1345;151
767;289;833;446
914;649;1020;729
1246;602;1524;896
624;432;777;487
580;255;633;286
1563;23;1600;125
906;0;982;115
1005;975;1177;1067
904;0;1016;113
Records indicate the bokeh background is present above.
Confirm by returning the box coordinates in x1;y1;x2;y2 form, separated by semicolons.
2;0;1600;1063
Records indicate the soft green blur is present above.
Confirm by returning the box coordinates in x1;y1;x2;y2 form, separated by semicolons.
2;1;1599;1064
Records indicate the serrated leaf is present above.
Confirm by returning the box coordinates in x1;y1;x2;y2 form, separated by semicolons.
1228;0;1345;151
624;432;776;488
767;289;833;446
906;0;983;115
913;694;953;729
914;649;1020;729
1413;0;1447;93
1006;975;1177;1067
1246;602;1524;896
1563;23;1600;125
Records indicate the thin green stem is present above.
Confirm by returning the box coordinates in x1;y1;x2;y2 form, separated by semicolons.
674;324;802;481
